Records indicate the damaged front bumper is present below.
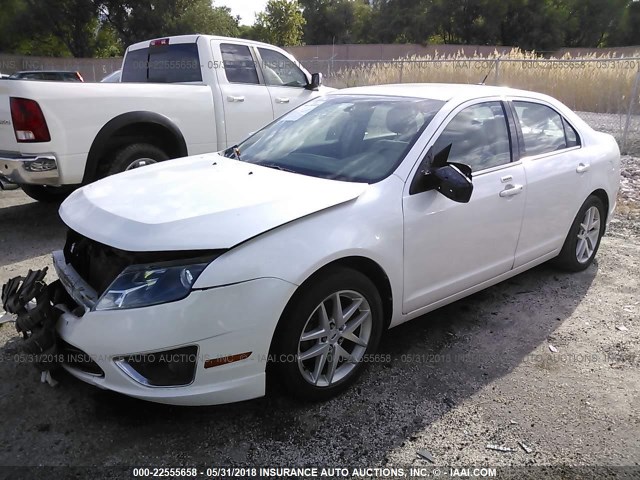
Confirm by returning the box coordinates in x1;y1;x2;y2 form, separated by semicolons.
3;252;297;405
52;250;98;313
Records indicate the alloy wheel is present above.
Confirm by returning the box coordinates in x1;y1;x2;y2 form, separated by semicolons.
576;205;601;264
297;290;372;387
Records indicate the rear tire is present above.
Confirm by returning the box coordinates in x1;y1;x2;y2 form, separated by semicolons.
102;143;169;177
553;195;606;272
272;267;384;401
20;185;75;203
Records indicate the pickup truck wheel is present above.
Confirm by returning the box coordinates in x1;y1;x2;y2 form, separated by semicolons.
20;185;75;203
106;143;170;176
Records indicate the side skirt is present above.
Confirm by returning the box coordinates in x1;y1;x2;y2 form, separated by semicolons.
392;249;560;328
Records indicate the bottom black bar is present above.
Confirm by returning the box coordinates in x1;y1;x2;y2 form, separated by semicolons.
1;466;640;480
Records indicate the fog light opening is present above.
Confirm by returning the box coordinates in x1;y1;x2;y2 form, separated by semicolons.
114;345;198;387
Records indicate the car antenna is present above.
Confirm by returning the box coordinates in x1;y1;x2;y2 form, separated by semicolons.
480;69;491;85
479;56;501;85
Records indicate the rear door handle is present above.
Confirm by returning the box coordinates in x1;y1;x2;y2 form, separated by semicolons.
275;97;290;104
576;163;590;173
227;95;245;102
499;184;523;198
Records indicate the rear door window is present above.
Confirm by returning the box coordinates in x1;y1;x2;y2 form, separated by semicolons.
220;44;260;84
122;43;202;83
513;101;579;156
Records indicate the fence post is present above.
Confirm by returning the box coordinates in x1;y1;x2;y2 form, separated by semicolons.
494;58;501;85
399;60;404;83
622;69;640;154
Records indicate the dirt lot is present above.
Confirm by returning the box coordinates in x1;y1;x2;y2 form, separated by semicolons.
0;161;639;477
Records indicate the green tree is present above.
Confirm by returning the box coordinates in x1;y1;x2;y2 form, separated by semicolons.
497;0;565;51
0;0;25;53
300;0;375;44
254;0;306;46
562;0;628;48
610;0;640;46
14;0;101;57
98;0;240;48
369;0;436;44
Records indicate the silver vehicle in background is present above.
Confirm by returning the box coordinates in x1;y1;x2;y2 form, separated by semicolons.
100;70;121;83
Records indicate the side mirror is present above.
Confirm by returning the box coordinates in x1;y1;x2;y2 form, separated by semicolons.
409;144;473;203
306;72;322;90
431;164;473;203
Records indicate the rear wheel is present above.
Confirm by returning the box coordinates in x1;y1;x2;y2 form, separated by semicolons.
273;267;383;401
20;185;75;203
553;195;606;272
102;143;169;177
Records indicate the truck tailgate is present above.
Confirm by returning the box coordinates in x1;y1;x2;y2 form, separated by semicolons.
0;83;18;152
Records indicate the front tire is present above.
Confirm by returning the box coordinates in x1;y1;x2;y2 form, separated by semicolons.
273;267;384;401
20;185;75;203
553;195;606;272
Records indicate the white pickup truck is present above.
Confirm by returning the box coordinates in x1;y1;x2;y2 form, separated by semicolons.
0;35;331;201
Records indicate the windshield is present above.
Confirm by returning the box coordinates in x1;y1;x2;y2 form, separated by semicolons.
226;95;445;183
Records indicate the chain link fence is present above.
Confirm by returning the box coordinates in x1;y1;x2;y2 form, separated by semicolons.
2;52;639;156
302;57;640;156
0;54;121;82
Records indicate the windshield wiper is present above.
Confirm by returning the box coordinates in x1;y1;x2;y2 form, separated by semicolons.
222;145;242;160
259;163;298;174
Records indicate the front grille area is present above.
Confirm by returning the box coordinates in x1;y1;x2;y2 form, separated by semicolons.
64;229;133;295
58;338;105;377
62;229;224;296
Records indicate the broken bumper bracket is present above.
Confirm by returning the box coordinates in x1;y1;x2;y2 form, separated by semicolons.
1;268;67;371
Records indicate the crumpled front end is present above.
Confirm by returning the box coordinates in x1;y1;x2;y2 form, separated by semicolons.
1;231;297;405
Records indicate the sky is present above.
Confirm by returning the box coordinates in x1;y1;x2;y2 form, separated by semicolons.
216;0;269;26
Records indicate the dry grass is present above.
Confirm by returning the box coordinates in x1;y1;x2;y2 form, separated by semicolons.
326;49;640;114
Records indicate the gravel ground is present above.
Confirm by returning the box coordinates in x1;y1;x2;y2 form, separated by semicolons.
577;111;640;157
0;123;639;477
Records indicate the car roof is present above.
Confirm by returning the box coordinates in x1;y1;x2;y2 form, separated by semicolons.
127;34;284;52
334;83;553;103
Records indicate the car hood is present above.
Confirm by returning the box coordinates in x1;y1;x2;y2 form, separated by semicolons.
59;154;368;252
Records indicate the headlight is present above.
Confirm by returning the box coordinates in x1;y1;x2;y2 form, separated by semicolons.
94;262;209;311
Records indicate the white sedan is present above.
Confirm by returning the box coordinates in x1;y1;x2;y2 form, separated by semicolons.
16;84;621;405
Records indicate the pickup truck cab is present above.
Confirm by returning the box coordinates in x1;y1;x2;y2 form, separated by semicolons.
0;35;331;201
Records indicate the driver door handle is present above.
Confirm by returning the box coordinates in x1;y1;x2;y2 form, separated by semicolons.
275;97;290;104
499;184;523;198
227;95;245;103
576;163;590;173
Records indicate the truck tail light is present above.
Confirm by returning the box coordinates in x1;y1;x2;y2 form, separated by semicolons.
10;97;51;143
